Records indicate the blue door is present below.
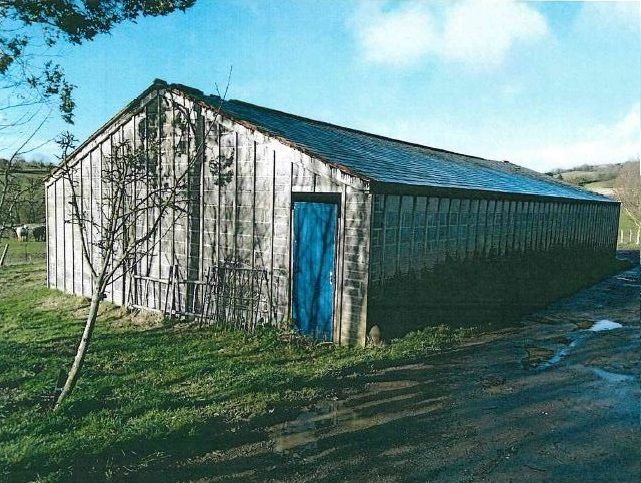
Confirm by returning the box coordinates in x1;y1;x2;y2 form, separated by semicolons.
292;201;337;341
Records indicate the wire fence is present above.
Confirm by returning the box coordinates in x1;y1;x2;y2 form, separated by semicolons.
0;241;47;267
618;228;640;247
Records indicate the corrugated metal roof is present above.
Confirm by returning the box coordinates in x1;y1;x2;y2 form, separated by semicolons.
166;81;612;203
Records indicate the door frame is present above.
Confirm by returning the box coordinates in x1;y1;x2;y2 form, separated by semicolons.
290;192;342;342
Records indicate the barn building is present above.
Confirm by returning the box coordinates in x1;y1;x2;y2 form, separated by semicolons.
45;80;620;346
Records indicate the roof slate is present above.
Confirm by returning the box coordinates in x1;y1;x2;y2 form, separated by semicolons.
169;81;615;203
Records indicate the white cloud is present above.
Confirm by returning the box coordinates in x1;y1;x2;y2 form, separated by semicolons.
506;103;641;172
349;0;549;68
442;1;548;67
574;1;640;33
349;1;439;66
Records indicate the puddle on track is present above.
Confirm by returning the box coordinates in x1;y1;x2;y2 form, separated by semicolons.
266;266;640;462
365;380;421;391
537;319;626;369
537;339;580;369
589;320;623;332
535;317;629;369
591;368;636;384
614;273;639;285
269;380;446;454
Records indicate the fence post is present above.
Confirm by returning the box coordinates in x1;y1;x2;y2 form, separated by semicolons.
0;244;8;267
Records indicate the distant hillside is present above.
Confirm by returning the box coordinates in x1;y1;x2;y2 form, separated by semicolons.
545;162;624;188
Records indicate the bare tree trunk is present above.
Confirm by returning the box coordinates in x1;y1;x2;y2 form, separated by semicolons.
49;84;229;408
0;244;8;267
55;279;104;409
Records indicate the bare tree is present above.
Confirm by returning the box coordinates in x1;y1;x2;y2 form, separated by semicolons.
0;156;27;236
0;116;51;237
1;1;198;240
54;83;230;409
1;1;196;126
613;159;640;243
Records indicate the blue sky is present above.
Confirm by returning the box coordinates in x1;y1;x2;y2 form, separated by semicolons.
3;0;640;172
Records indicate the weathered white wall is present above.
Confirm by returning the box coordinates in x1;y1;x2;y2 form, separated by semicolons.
45;87;372;346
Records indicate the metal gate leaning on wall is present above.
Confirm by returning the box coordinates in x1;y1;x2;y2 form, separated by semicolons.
129;261;270;330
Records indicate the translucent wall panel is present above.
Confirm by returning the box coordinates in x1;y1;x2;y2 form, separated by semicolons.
562;203;570;247
544;202;551;248
426;197;439;268
569;204;575;246
458;199;470;260
413;197;427;265
437;198;450;263
523;201;532;252
485;200;495;256
538;202;546;250
383;195;400;278
578;204;584;246
492;200;502;255
507;201;516;253
530;202;538;251
447;199;460;259
513;201;521;252
398;196;414;274
550;203;558;247
530;202;537;251
369;195;384;282
585;205;593;247
501;200;510;254
467;199;479;257
477;200;487;257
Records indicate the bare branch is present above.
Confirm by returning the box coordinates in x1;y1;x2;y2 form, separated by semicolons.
613;159;640;228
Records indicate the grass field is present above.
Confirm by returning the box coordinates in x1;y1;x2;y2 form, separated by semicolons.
0;263;470;482
0;240;46;266
583;179;614;190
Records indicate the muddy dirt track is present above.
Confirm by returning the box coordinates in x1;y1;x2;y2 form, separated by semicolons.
170;255;640;482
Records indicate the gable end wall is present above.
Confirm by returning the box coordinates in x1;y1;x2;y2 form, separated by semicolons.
45;88;372;346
